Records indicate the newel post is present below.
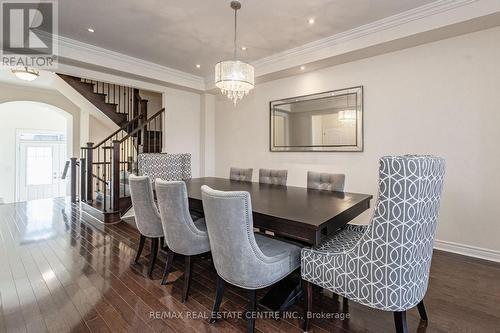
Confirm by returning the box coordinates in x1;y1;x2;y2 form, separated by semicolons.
80;155;86;202
85;142;94;202
70;158;78;203
111;140;121;212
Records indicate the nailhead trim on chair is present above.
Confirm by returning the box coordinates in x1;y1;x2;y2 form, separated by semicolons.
202;187;298;289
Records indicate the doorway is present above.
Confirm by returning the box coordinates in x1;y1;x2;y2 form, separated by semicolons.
0;101;72;204
16;131;67;202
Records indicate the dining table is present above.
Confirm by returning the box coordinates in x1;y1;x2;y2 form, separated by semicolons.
184;177;373;312
185;177;373;246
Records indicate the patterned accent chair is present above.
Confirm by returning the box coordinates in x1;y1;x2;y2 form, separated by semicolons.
201;185;301;332
259;168;288;185
307;171;345;192
229;167;253;182
301;155;446;333
129;175;164;278
155;179;210;303
138;153;191;182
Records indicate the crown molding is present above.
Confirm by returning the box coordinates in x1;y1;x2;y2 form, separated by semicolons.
35;0;498;92
205;0;495;87
55;34;206;91
252;0;477;70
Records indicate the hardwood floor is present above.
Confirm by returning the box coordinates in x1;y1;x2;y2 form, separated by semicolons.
0;198;499;333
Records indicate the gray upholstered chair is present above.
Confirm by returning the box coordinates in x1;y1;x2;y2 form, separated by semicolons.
307;171;345;192
138;153;204;218
201;185;301;332
229;167;253;182
301;155;446;333
129;175;164;278
259;168;288;185
155;179;210;303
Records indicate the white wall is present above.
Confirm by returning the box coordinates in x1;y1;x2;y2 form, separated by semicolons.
140;90;163;118
201;94;215;176
213;27;500;254
0;102;70;203
163;88;202;177
0;83;80;155
88;114;119;144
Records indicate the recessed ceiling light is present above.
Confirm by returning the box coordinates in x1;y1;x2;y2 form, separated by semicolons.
300;66;305;70
87;27;95;33
308;18;315;25
196;64;201;68
241;46;247;51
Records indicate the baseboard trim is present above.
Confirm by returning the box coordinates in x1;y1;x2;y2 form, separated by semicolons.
434;239;500;263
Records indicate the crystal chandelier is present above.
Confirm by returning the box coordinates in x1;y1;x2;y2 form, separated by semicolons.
215;1;254;105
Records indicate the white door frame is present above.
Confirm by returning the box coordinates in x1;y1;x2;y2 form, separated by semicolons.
15;129;68;202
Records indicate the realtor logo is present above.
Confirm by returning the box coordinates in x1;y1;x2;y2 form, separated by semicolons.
1;1;58;68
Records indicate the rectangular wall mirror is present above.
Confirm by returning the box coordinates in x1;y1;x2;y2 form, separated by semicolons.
270;86;363;152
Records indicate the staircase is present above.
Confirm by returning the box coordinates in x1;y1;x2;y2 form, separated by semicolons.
60;73;165;223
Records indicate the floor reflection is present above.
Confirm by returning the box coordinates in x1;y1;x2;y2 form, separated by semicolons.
20;199;57;244
0;198;498;333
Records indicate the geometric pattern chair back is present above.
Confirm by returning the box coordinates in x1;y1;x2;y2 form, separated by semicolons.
138;153;191;182
302;155;446;311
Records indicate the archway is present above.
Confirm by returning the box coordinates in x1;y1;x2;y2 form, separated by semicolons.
0;101;73;203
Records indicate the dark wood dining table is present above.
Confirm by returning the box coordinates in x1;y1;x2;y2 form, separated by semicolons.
184;177;373;311
185;177;373;246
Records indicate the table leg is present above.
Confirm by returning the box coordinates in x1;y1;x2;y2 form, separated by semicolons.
258;269;302;314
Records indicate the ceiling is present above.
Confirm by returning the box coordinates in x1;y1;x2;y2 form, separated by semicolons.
57;0;435;77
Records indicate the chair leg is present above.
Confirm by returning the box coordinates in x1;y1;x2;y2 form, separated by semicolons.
134;234;146;264
394;311;408;333
161;248;175;285
181;255;193;303
417;300;428;321
247;289;256;333
303;280;312;332
148;237;159;278
209;275;225;324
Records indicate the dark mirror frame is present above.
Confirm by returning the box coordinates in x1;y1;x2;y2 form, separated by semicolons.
269;86;363;152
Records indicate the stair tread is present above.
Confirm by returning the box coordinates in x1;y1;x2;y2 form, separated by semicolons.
57;73;156;136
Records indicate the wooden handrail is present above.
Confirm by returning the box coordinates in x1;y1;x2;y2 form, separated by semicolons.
92;112;144;148
119;108;165;143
